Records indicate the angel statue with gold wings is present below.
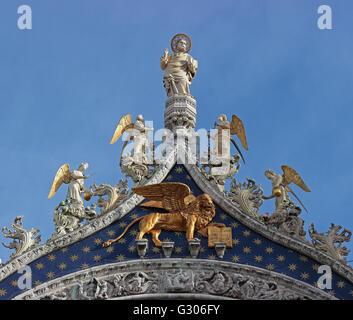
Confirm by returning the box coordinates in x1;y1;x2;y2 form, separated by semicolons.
48;162;91;204
110;114;153;165
262;165;311;214
110;114;154;184
212;114;248;164
205;114;247;182
48;162;94;238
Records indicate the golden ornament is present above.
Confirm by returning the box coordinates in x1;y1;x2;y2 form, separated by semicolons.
83;191;92;201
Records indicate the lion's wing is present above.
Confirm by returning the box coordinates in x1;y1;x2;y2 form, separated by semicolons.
132;183;191;211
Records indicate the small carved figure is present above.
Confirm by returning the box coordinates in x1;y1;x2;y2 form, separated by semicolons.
102;182;225;247
251;279;279;300
126;272;146;293
112;274;124;296
121;271;159;295
195;270;231;295
94;278;109;300
160;34;198;97
228;274;245;298
211;272;227;293
240;279;256;298
74;281;91;300
166;269;191;291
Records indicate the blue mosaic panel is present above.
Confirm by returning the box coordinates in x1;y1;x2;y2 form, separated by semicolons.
0;164;352;299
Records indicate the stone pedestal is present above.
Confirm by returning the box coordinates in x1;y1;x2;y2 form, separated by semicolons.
164;95;196;131
135;239;148;258
214;242;227;258
162;241;175;258
188;239;201;258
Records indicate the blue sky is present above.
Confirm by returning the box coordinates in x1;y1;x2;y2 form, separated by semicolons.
1;0;353;263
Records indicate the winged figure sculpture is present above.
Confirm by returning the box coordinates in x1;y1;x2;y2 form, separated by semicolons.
48;162;90;203
110;113;152;165
264;165;311;213
213;114;248;164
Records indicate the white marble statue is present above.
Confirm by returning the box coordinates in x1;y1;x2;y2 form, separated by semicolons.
66;162;90;206
48;162;95;238
160;34;198;97
48;162;91;203
212;114;248;164
132;114;150;164
111;114;152;166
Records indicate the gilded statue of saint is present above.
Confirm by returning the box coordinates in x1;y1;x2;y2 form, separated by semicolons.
160;34;198;97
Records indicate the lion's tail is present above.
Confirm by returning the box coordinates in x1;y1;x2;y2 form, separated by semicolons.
103;216;144;246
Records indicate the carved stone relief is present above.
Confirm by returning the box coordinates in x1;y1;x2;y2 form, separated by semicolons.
14;259;335;300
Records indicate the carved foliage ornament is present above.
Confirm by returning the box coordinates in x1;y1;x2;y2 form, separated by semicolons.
1;216;41;260
309;223;352;263
227;178;263;218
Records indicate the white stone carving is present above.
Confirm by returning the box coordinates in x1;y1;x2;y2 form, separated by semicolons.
89;179;129;215
1;148;353;293
309;223;352;263
164;95;196;131
227;177;264;217
13;259;336;300
1;216;41;260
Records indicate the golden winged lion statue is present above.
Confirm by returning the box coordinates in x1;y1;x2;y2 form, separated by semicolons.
103;182;225;247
